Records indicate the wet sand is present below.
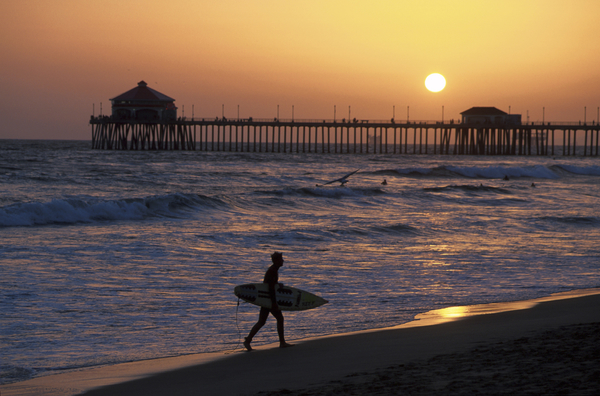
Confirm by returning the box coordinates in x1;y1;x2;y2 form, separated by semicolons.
2;289;599;396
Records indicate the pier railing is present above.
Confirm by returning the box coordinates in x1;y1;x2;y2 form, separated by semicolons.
180;117;600;128
90;116;600;156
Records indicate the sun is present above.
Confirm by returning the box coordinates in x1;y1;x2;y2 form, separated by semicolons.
425;73;446;92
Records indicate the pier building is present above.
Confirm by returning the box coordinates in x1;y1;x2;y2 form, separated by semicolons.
110;81;177;121
461;107;521;125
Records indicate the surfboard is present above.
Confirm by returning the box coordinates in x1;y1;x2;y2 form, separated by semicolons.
234;283;328;311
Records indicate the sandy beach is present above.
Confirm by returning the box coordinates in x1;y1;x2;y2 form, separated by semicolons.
3;290;599;396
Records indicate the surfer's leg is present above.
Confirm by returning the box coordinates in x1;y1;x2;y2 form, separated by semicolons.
272;309;292;348
245;307;269;350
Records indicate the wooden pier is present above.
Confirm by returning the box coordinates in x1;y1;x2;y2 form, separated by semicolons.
90;116;600;156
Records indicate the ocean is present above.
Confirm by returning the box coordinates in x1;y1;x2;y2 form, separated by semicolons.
1;139;599;385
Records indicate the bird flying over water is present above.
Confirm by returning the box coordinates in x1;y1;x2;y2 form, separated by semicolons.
316;169;360;187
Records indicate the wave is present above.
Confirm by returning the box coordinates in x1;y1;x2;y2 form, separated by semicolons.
371;223;420;235
552;164;600;176
325;222;420;239
0;193;226;227
372;164;561;179
538;215;600;226
445;165;559;179
423;185;512;195
371;167;445;177
263;186;386;198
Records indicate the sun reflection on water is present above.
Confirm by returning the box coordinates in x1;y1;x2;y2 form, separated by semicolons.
436;306;469;318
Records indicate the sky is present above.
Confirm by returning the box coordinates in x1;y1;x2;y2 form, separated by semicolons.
1;0;599;140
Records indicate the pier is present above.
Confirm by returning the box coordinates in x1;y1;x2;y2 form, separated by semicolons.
90;116;600;156
91;82;599;156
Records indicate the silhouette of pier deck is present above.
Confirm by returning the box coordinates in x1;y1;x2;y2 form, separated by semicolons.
90;116;600;156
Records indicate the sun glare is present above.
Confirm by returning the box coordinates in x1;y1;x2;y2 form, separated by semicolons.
425;73;446;92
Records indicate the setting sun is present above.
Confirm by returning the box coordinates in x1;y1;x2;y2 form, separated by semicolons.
425;73;446;92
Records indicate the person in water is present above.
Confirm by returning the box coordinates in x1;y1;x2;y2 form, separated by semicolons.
244;252;292;351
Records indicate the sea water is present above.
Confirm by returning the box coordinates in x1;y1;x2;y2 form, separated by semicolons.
1;140;599;384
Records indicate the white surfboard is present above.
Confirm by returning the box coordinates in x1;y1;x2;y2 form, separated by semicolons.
234;283;328;311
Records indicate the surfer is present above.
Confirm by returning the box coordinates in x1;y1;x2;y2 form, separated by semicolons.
244;252;293;351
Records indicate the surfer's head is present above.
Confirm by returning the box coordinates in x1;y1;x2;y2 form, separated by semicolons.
271;251;284;266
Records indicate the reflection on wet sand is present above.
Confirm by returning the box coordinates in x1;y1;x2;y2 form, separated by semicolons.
402;287;600;328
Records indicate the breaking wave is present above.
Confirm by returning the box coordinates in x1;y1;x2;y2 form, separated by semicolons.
374;163;600;180
0;193;226;227
373;164;561;179
552;164;600;176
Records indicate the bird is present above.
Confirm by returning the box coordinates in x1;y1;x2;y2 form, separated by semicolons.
316;169;360;187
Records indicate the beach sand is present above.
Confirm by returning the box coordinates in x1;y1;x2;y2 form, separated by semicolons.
2;290;599;396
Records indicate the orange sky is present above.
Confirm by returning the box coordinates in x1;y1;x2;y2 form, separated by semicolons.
1;0;599;139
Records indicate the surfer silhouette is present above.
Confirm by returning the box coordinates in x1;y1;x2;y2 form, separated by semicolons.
244;252;292;351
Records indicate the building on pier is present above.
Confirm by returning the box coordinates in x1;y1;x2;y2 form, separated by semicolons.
110;81;177;121
461;107;521;125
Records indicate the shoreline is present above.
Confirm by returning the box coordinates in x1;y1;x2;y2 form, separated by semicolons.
2;287;599;396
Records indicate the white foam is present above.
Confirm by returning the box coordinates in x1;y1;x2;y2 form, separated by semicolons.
0;193;214;227
0;198;147;227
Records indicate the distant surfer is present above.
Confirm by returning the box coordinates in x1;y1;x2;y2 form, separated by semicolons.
244;252;293;351
381;179;387;185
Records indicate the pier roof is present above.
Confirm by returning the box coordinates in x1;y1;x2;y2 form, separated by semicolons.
110;81;175;102
461;107;507;115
